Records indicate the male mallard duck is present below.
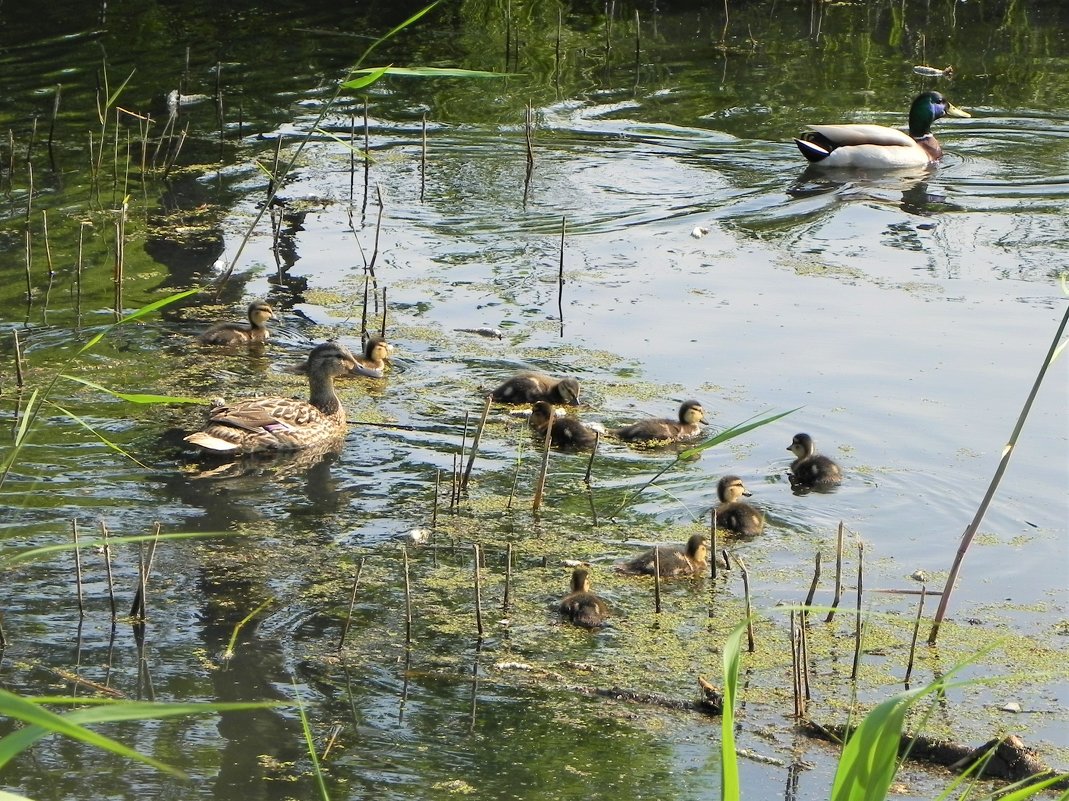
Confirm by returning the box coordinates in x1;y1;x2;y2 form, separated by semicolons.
352;336;390;377
559;567;610;629
617;533;708;577
184;342;357;455
614;400;707;443
198;301;274;345
787;433;843;488
529;401;598;451
491;372;581;405
794;91;970;169
715;475;765;537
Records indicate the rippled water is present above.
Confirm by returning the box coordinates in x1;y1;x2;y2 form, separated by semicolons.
2;1;1068;799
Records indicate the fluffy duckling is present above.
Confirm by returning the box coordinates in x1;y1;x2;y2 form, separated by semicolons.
614;400;707;443
795;91;970;169
787;433;843;488
559;567;610;629
184;342;356;455
714;475;765;537
352;336;390;377
198;301;274;345
529;401;599;451
491;372;581;405
617;533;708;577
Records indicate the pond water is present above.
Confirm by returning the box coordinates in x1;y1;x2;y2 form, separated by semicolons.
1;1;1067;799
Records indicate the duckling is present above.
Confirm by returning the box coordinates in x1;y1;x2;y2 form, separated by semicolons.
529;401;599;451
184;341;356;455
198;301;274;345
795;91;970;169
714;475;765;537
352;336;390;377
617;533;708;577
787;433;843;488
559;567;610;629
613;400;707;443
491;372;581;405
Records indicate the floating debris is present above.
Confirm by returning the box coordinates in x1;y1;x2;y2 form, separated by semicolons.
455;327;505;339
913;65;954;78
691;226;710;239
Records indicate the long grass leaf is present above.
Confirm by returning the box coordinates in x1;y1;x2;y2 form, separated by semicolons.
340;65;391;91
0;688;181;776
46;402;149;468
293;683;331;801
105;68;136;110
982;774;1069;800
359;1;441;65
62;375;205;405
721;622;746;801
12;388;39;447
0;789;34;801
678;407;801;459
0;531;237;569
78;288;201;354
344;66;517;82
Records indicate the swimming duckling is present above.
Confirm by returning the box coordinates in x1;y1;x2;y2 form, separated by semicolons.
351;336;390;377
613;400;707;443
184;342;356;455
491;372;581;405
714;475;765;537
617;533;708;577
795;91;970;170
787;433;842;488
559;567;610;629
529;401;599;451
198;301;274;345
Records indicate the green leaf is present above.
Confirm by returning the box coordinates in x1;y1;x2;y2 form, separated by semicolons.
678;407;801;459
340;64;391;91
12;388;39;447
0;530;238;569
720;621;746;801
62;375;206;405
79;288;201;354
344;66;516;82
45;402;149;469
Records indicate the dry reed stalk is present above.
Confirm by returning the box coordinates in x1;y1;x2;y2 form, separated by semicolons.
360;274;370;342
338;557;365;652
557;216;566;333
554;11;562;88
791;610;801;717
905;586;926;684
133;542;147;622
380;287;387;339
804;551;821;607
12;330;23;388
461;396;493;492
825;521;845;623
850;540;864;680
653;546;662;613
737;555;755;651
800;609;811;701
502;543;513;613
100;520;116;621
47;84;60;169
456;412;470;506
583;431;599;484
349;111;356;203
473;544;484;638
929;304;1069;644
402;546;413;645
532;412;554;511
720;548;731;571
72;519;84;617
432;469;441;528
420;113;427;202
710;509;718;579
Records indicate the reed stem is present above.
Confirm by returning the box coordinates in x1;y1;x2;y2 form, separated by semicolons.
653;546;662;614
825;521;844;623
850;540;864;680
473;544;484;639
461;396;493;492
402;546;412;646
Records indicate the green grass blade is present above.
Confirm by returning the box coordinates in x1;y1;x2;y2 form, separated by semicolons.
0;688;181;776
721;622;746;801
293;683;331;801
78;288;201;354
340;64;391;91
105;68;136;111
12;388;39;447
0;789;35;801
0;530;237;569
46;402;149;468
678;407;800;459
359;1;441;65
62;375;205;405
982;774;1069;800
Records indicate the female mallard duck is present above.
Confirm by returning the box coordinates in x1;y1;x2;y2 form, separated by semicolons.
491;372;581;405
614;400;707;443
617;533;708;577
715;475;765;537
184;342;356;455
787;433;842;488
794;91;970;169
198;301;274;345
559;567;610;629
529;401;598;451
352;336;390;377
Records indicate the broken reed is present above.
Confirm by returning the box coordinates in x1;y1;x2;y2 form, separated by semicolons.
461;396;493;492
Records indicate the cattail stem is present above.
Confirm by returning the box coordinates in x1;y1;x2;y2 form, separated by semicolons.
905;586;926;685
100;520;116;621
710;509;718;579
72;519;84;617
338;557;365;653
804;551;821;607
653;546;662;614
850;541;864;680
502;543;512;613
473;544;484;639
532;412;553;511
402;547;413;646
737;555;754;652
583;431;599;485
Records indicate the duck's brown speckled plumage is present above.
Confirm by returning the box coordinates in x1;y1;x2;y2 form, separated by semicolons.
198;301;274;345
614;400;707;443
529;401;598;451
491;372;581;405
714;475;765;537
559;568;609;629
185;342;356;455
617;533;708;577
787;432;842;488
